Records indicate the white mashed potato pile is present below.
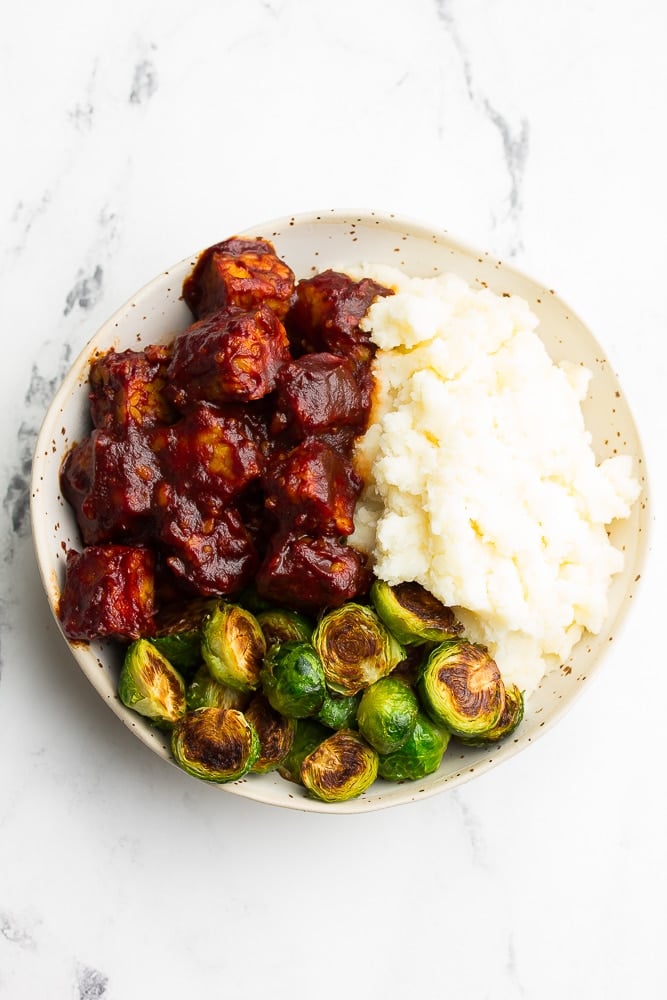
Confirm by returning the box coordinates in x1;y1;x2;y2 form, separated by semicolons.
347;265;640;696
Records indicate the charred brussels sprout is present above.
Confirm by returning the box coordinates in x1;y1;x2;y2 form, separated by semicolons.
256;608;313;651
458;683;525;746
377;712;450;782
316;690;361;731
186;664;250;712
171;707;260;782
357;677;419;754
419;639;505;739
370;579;463;647
118;638;186;725
245;694;296;773
260;640;326;718
301;729;379;803
201;603;266;692
312;603;405;697
277;718;329;784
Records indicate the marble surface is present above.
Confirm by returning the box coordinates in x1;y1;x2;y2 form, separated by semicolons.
1;1;664;997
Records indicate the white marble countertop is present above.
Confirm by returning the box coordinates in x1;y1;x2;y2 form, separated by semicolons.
1;1;665;997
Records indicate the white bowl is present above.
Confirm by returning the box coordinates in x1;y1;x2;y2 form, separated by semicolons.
30;209;649;813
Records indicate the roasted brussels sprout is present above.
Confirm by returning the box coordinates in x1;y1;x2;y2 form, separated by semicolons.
277;718;329;784
260;640;326;718
245;694;296;773
315;689;361;729
419;639;505;738
316;690;361;731
357;677;419;754
377;712;450;782
118;638;186;725
458;683;525;746
370;579;463;647
171;707;260;782
201;603;266;692
312;603;405;697
301;729;379;803
256;607;313;651
186;664;250;712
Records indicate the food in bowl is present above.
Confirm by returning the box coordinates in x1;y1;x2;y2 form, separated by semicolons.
50;231;641;804
31;210;647;811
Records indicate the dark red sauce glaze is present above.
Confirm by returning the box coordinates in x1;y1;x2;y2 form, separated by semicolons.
58;237;392;641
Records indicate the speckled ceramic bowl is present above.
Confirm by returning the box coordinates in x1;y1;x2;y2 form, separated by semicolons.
30;209;649;813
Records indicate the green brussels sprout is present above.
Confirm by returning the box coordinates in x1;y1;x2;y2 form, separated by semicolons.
301;729;379;803
171;707;260;782
277;718;329;784
312;603;405;697
419;639;505;739
316;690;361;731
151;597;217;676
186;664;251;712
457;683;525;746
118;638;186;725
370;579;463;647
245;694;296;774
377;712;450;782
256;608;313;651
201;603;266;692
260;640;326;719
357;677;419;754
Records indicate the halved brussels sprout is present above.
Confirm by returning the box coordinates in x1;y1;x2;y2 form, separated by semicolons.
245;694;296;773
201;603;266;692
370;579;463;647
357;677;419;754
151;597;217;676
458;683;525;746
301;729;379;803
377;712;450;782
312;603;405;697
186;664;251;712
419;639;505;739
316;690;361;731
256;608;313;651
171;707;260;782
261;640;326;718
277;718;329;784
118;638;186;725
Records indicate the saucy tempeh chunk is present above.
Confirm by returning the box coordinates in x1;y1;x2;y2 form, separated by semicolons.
155;493;258;596
183;236;295;320
271;353;365;440
60;427;162;546
263;438;362;537
168;305;291;408
285;269;392;361
89;345;175;432
59;545;156;641
255;531;370;612
150;403;264;516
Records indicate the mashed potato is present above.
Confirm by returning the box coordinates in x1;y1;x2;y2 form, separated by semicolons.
348;265;640;696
